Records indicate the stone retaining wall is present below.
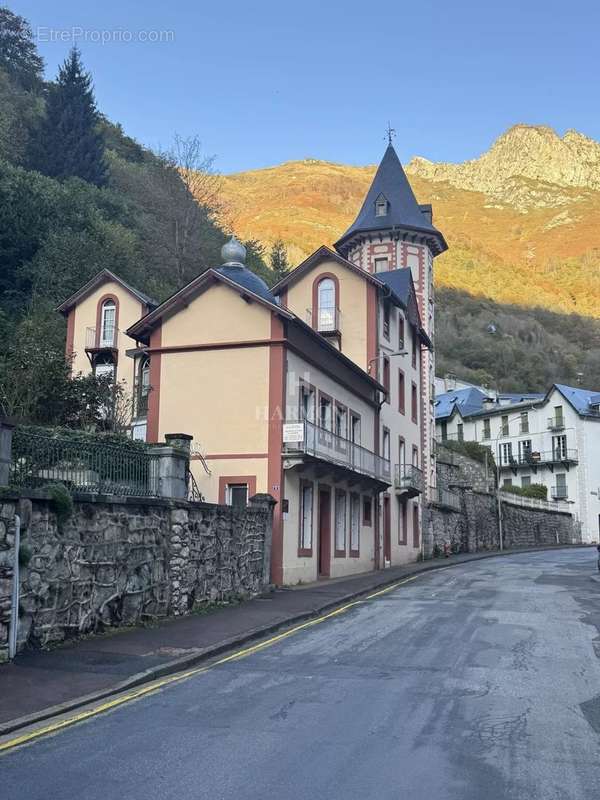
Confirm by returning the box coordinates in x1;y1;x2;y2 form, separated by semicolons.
0;491;273;660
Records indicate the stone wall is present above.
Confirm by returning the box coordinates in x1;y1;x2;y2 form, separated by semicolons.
436;444;495;493
0;490;273;657
0;501;16;662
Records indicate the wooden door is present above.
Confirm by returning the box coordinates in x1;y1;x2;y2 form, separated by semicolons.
383;495;391;564
318;488;331;577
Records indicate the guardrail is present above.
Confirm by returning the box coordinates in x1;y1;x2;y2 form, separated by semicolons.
394;464;424;495
499;490;571;512
85;326;118;349
430;486;461;511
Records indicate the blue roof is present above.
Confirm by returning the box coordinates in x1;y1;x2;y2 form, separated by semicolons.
435;387;489;420
216;265;278;305
375;268;421;327
554;384;600;417
498;392;545;403
335;144;447;254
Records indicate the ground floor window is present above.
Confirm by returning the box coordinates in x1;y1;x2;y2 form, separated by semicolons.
350;493;360;554
227;483;248;509
363;497;372;525
521;475;531;488
299;482;313;553
335;490;347;555
398;499;407;545
219;475;256;507
413;504;420;549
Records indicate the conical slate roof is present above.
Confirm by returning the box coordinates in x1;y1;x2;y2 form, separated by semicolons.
335;144;447;254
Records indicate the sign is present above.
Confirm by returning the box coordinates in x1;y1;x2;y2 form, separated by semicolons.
283;422;305;443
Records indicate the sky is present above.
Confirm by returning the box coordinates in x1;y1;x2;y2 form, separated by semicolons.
12;0;600;174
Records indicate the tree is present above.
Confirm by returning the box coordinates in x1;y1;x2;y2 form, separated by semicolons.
0;6;43;89
37;47;107;186
269;239;289;283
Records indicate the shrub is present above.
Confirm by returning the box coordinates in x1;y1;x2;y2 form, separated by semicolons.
442;439;496;470
47;482;74;531
502;483;548;500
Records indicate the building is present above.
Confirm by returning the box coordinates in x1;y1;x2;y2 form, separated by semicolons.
60;143;447;582
435;382;600;542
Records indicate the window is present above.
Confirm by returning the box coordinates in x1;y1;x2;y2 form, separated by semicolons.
335;490;347;554
500;442;513;466
398;499;407;545
412;446;419;468
383;357;390;399
411;382;418;424
100;299;116;347
382;428;390;461
299;482;313;553
136;356;150;415
457;423;464;442
554;473;567;499
412;329;417;368
398;370;405;414
317;278;336;332
362;497;372;526
440;421;448;441
350;413;361;444
374;257;389;272
520;411;529;433
319;394;332;430
519;440;532;463
398;437;406;468
405;245;421;270
375;194;388;217
335;403;347;438
94;353;115;381
300;382;315;422
227;483;248;509
521;476;531;488
483;419;491;440
503;478;513;488
398;316;405;349
501;415;509;437
412;504;420;548
383;301;391;339
350;494;360;554
553;434;567;461
554;405;564;425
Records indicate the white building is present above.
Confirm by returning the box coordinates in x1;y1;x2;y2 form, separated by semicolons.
435;382;600;543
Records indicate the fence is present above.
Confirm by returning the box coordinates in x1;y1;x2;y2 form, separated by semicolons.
9;427;161;496
430;485;461;511
499;489;572;514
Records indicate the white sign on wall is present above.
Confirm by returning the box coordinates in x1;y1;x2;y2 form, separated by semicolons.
283;423;305;443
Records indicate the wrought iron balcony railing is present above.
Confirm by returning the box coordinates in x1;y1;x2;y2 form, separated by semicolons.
547;416;565;431
283;419;390;483
500;449;578;468
86;326;118;349
551;485;568;500
430;486;461;511
394;464;424;496
306;307;342;334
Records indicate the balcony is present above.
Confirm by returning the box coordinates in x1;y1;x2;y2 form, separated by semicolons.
547;416;565;431
500;449;578;471
551;485;568;500
283;419;391;488
307;307;342;336
430;486;461;511
394;464;424;498
85;326;118;351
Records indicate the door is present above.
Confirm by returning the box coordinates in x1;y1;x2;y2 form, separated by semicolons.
383;495;391;565
318;488;331;577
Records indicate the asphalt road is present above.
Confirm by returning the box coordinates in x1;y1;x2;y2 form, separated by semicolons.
2;549;600;799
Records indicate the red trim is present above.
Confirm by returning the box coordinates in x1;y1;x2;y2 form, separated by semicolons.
317;484;332;577
298;378;316;422
362;495;372;527
398;499;408;546
366;284;377;373
349;492;360;557
146;326;162;443
298;479;314;557
411;381;418;424
413;503;420;549
334;488;347;558
311;272;340;331
382;356;390;400
268;314;286;585
398;369;405;414
65;309;75;361
148;339;281;354
218;475;257;505
199;453;268;460
95;293;120;349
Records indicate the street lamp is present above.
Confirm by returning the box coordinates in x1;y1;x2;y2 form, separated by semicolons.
367;350;407;375
493;412;524;551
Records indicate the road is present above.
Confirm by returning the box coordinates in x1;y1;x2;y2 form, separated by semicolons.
2;549;600;799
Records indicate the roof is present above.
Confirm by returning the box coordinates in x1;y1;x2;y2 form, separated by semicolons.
376;268;431;348
435;387;489;421
56;269;158;315
216;264;278;305
553;384;600;418
334;144;447;255
271;245;383;294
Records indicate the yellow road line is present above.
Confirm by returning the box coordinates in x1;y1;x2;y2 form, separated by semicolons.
0;571;429;754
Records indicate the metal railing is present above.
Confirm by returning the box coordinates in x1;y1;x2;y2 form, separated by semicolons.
430;486;461;511
499;448;578;468
306;307;342;334
550;485;568;500
10;428;160;496
500;489;570;510
86;326;118;349
283;419;390;482
394;464;424;494
547;416;565;431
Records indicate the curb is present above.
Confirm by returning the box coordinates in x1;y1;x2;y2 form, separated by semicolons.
0;544;592;737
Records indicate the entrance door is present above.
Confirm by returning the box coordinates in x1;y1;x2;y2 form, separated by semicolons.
318;488;331;577
383;495;391;565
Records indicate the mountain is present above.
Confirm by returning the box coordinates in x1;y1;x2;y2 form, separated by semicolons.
217;125;600;320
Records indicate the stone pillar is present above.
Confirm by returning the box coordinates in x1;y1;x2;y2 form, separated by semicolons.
152;446;189;500
0;418;14;487
249;494;276;586
0;500;17;663
164;433;193;454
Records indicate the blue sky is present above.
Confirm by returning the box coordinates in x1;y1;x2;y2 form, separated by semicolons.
13;0;600;173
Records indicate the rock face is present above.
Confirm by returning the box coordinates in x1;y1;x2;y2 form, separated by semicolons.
407;125;600;208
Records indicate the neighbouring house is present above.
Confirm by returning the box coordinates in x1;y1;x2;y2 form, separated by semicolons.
59;142;448;583
435;381;600;543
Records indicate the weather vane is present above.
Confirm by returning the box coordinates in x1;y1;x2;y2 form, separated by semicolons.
386;122;396;145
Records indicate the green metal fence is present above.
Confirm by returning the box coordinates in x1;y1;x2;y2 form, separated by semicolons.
9;428;161;496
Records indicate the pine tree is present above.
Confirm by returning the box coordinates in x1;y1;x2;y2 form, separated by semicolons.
37;47;107;186
270;238;289;283
0;7;44;89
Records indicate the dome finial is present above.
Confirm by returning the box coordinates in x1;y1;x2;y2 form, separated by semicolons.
221;235;246;266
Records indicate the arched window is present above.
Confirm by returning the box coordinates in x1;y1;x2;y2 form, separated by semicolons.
317;278;336;332
375;194;388;217
100;299;116;346
137;357;150;416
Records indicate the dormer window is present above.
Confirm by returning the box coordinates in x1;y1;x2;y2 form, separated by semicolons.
375;194;388;217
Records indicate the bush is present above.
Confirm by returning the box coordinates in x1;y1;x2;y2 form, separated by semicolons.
442;439;496;470
47;482;74;531
502;483;548;500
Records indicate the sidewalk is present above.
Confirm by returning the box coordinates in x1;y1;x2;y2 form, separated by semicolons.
0;545;589;734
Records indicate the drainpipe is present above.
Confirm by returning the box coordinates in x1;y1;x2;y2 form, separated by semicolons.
8;514;21;660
